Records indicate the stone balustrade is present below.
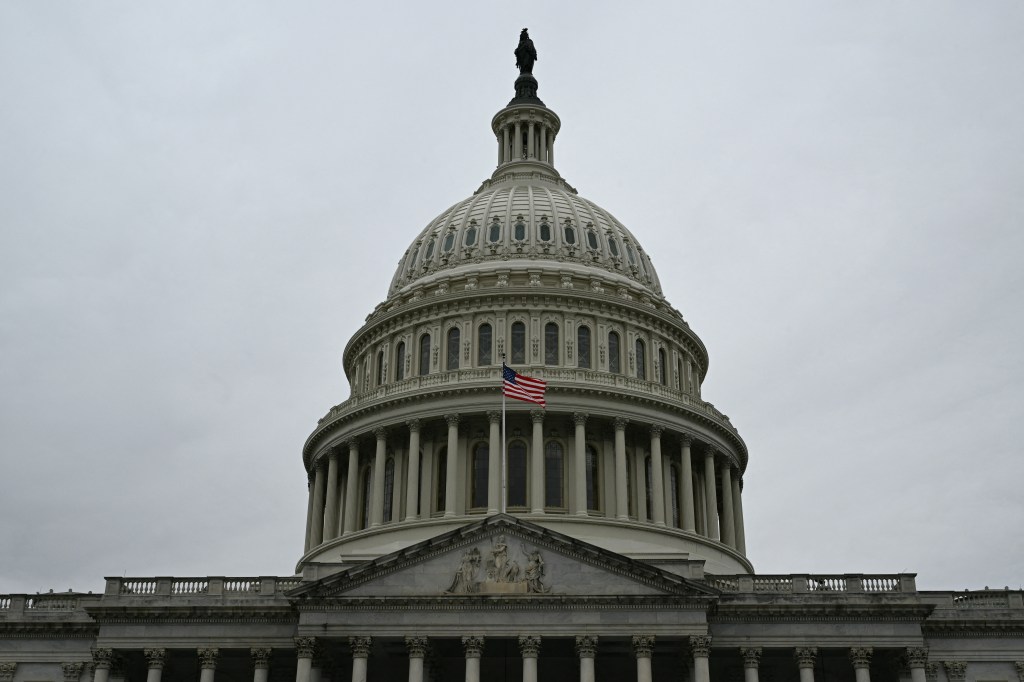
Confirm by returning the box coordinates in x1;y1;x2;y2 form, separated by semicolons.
705;573;916;594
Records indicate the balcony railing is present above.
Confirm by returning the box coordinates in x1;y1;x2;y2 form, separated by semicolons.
705;573;915;594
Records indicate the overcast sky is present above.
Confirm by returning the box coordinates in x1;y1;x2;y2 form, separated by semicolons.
2;2;1022;596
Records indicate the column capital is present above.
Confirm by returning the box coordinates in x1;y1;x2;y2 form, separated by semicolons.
689;635;712;658
613;416;630;431
294;637;317;659
572;412;589;426
704;445;717;458
405;636;428;658
575;635;598;658
925;663;940;682
530;409;545;424
444;413;461;427
906;647;929;668
795;647;818;669
680;433;693;447
486;411;501;424
943;662;967;682
632;634;656;658
1013;662;1024;682
741;647;762;669
849;647;873;670
373;426;388;441
0;664;15;682
650;424;665;438
250;648;272;670
144;649;166;670
346;438;359;451
91;648;114;670
197;649;218;670
406;418;422;432
61;663;85;682
349;636;372;658
462;635;485;658
518;634;541;657
326;448;339;462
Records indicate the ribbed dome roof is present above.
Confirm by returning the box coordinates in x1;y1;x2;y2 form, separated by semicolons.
388;175;663;299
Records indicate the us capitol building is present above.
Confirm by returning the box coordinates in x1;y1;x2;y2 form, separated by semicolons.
2;31;1022;682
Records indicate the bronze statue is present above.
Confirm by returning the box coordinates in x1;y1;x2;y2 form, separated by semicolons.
515;28;537;75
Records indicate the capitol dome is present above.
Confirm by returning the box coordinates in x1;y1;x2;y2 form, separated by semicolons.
300;59;752;577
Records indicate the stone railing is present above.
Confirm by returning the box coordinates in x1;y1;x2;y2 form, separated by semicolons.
0;592;100;617
705;574;916;594
935;590;1024;609
106;576;301;598
317;367;739;439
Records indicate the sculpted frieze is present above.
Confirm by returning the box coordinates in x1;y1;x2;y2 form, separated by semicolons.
445;535;551;595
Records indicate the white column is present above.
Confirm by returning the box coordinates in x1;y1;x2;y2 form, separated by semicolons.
513;121;522;159
573;413;588;515
733;472;747;554
198;649;218;682
405;420;422;521
463;635;484;682
850;647;872;682
251;648;271;682
303;474;315;553
690;636;711;682
741;647;761;682
633;635;655;682
405;636;427;682
649;426;666;525
680;435;695;531
635;444;648;522
502;125;510;164
350;637;372;682
308;461;326;547
576;636;597;682
540;125;548;164
527;122;536;158
323;451;340;540
530;409;545;513
144;649;165;682
703;447;720;540
294;638;315;682
721;460;737;547
487;411;501;514
906;648;928;682
343;440;359;534
371;428;387;526
795;647;817;682
549;134;555;166
91;648;112;682
519;635;540;682
614;417;629;519
444;414;460;516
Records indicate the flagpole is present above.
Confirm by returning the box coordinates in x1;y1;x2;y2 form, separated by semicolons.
501;354;507;514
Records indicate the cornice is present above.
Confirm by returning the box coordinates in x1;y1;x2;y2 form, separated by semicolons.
84;605;297;624
712;602;934;623
297;595;714;611
0;622;99;639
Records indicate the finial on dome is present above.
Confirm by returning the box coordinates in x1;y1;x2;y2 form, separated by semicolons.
510;29;544;106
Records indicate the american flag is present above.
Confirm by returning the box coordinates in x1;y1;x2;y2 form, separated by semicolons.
502;363;547;407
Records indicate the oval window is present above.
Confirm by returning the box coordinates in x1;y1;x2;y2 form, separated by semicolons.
514;219;526;241
608;236;620;257
626;243;637;265
564;223;576;245
464;225;478;246
539;220;551;241
586;229;599;250
488;220;501;243
443;231;455;253
424;238;436;260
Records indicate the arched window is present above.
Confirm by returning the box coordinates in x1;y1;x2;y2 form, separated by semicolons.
435;447;447;513
669;464;680;527
658;348;667;385
383;457;395;523
677;358;683;391
577;326;592;369
488;219;501;243
585;445;600;511
447;327;460;370
360;466;372;530
644;455;653;521
636;338;647;380
477;323;492;366
465;222;478;246
419;334;431;376
395;342;406;382
375;350;385;386
510;322;526;364
471;443;489;509
507;440;527;508
544;322;559;365
544;441;564;508
608;331;621;374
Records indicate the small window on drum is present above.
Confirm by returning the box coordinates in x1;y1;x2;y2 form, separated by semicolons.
635;338;647;380
465;222;478;246
514;216;526;241
586;227;599;250
447;327;460;371
607;236;620;257
507;440;527;508
539;218;551;241
419;334;431;376
443;230;456;253
563;221;576;245
510;321;526;364
395;342;406;381
477;323;492;366
488;219;501;243
577;326;592;369
424;237;436;260
544;322;559;365
658;348;667;385
608;331;621;374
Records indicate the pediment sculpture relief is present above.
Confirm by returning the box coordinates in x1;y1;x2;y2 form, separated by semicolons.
445;535;551;595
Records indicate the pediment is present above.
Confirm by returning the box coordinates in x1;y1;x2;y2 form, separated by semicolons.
289;515;718;600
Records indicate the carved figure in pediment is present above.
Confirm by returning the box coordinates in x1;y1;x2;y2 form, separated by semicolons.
523;546;550;594
446;547;482;594
486;535;521;583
